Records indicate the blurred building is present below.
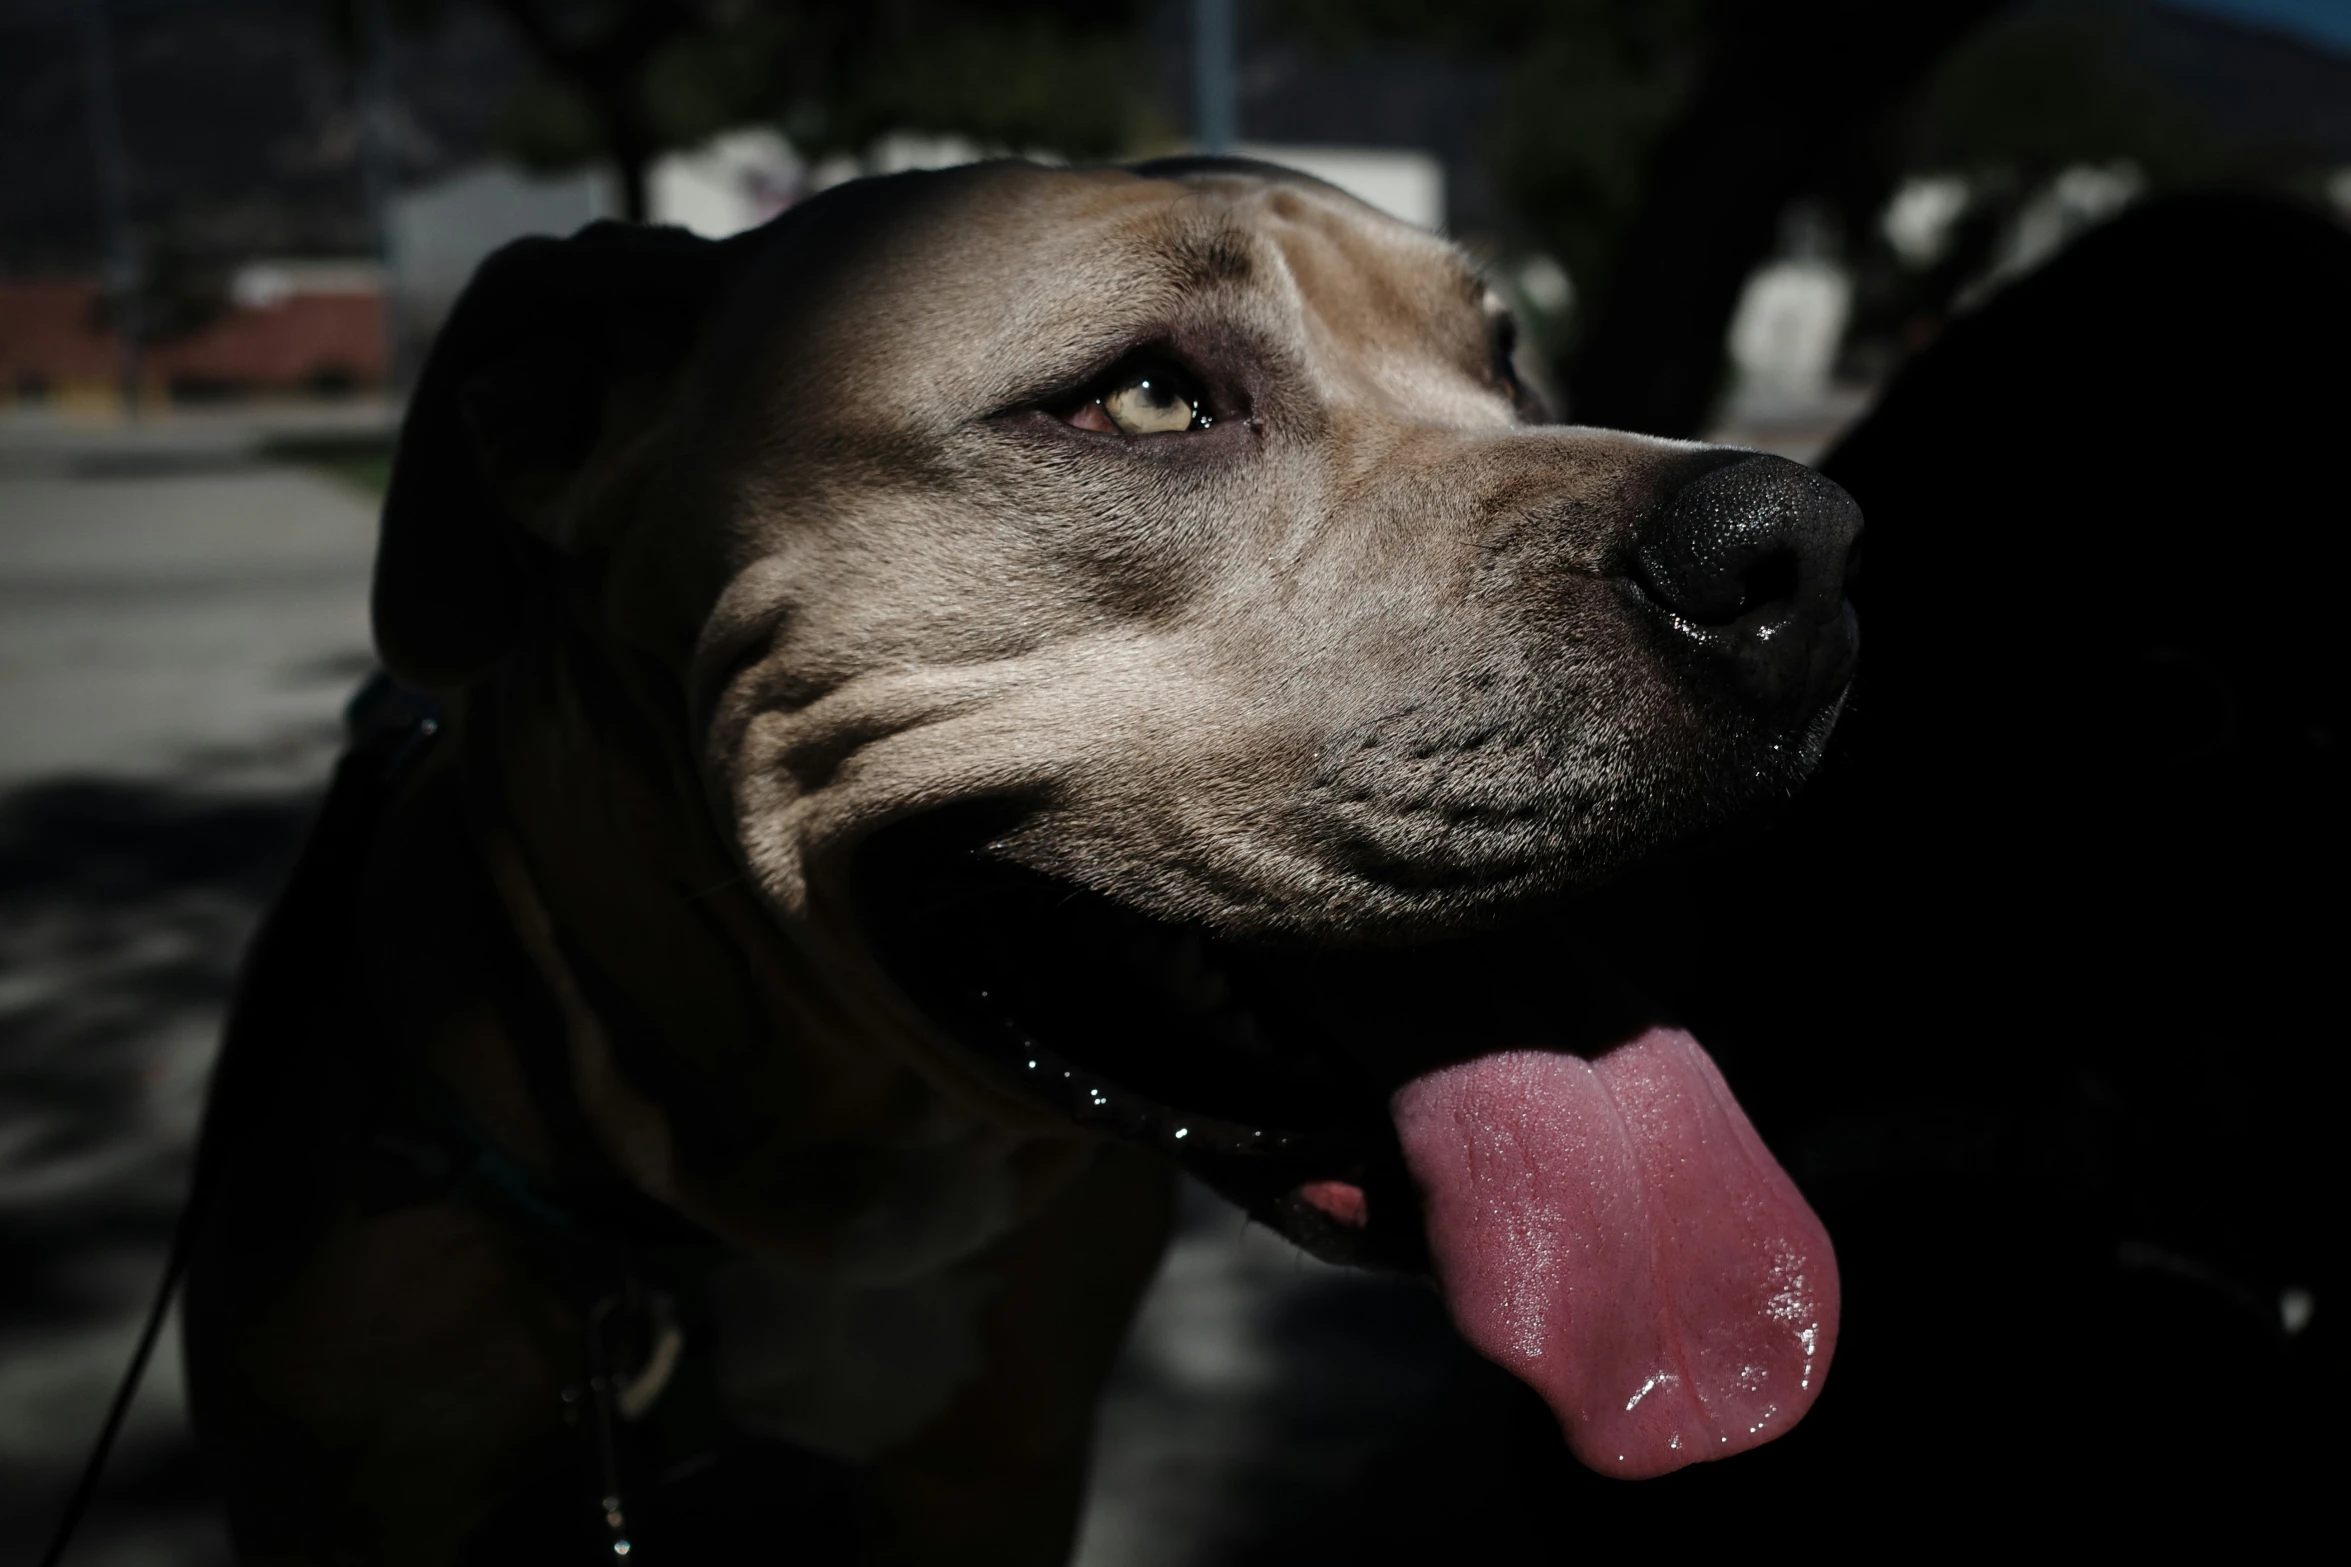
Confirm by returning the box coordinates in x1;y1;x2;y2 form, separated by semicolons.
386;163;610;348
386;129;800;348
5;0;2346;422
0;262;386;410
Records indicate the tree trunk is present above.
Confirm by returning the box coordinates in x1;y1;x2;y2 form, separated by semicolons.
1566;0;2015;438
484;0;673;226
597;86;652;223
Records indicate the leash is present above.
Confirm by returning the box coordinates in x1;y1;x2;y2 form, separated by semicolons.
42;673;769;1561
37;677;436;1566
36;1166;204;1567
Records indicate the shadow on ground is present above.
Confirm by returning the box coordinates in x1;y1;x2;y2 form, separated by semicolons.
0;775;319;1565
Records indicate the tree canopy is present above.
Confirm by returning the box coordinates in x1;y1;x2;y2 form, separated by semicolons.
415;0;1157;219
350;0;2329;431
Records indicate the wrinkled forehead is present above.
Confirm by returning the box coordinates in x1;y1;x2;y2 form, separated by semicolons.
707;160;1494;422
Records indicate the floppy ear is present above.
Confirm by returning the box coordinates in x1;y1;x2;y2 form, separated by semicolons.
371;221;737;691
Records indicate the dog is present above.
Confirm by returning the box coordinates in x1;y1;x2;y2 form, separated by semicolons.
184;157;1861;1563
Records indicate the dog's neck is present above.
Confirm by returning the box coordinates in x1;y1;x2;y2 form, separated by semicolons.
425;640;1095;1277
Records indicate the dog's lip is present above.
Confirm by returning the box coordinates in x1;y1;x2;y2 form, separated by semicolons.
847;803;1474;1255
953;1001;1339;1164
860;849;1429;1262
854;832;1384;1163
848;805;1687;1267
956;971;1430;1267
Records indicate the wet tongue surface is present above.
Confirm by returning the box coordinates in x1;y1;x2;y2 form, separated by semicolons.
1392;1027;1837;1479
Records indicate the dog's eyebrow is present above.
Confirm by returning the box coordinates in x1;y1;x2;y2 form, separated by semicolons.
1161;218;1256;290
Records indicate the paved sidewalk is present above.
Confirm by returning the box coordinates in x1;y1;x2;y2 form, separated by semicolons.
0;421;381;1564
0;470;379;792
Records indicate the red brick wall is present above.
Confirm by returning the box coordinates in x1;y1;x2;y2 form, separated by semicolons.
0;278;387;395
0;281;116;386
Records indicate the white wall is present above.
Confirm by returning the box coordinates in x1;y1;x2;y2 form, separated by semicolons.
1233;143;1446;232
387;133;801;336
648;129;800;239
388;135;1452;344
388;163;616;335
1725;260;1853;408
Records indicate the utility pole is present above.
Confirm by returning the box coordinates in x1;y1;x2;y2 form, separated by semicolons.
1192;0;1236;155
355;0;406;393
76;0;141;418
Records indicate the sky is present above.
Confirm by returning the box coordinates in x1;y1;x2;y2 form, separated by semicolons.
2169;0;2351;55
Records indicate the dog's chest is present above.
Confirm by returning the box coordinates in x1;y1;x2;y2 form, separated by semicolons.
706;1251;998;1462
699;1106;1032;1462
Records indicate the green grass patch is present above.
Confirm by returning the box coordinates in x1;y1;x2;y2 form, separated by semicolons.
260;431;397;496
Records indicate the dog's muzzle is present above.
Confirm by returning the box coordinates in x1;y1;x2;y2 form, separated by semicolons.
1634;453;1863;716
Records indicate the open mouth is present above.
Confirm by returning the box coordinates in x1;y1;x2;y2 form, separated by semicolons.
856;803;1844;1479
856;803;1448;1265
856;802;1685;1268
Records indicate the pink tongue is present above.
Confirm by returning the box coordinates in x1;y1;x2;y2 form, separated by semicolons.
1393;1027;1838;1479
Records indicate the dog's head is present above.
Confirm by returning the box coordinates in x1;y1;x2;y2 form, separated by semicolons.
377;160;1857;1475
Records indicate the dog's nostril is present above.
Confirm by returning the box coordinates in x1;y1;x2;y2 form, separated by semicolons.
1736;550;1800;621
1633;452;1863;710
1636;454;1857;627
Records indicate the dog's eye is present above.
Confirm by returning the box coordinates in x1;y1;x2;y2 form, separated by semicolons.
1491;313;1520;385
1105;375;1200;434
1067;364;1211;436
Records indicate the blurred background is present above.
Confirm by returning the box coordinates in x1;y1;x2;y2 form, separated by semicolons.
2;0;2347;1560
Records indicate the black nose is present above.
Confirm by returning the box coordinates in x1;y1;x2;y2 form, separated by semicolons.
1634;453;1862;713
